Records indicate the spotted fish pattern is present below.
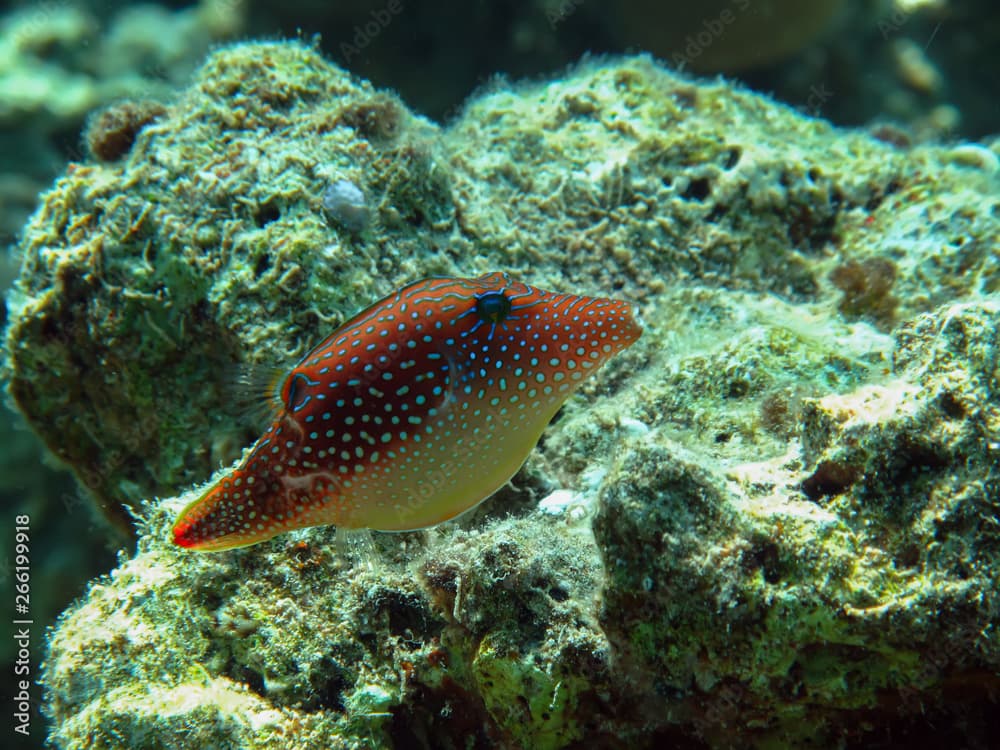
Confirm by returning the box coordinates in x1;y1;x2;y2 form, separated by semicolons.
173;272;642;551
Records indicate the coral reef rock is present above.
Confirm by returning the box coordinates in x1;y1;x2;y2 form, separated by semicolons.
16;41;1000;748
0;0;243;242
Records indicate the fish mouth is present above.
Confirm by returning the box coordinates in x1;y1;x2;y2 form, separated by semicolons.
170;484;249;552
171;514;202;549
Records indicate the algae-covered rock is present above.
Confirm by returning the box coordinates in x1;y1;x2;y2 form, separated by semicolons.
0;0;243;243
5;42;453;535
42;506;615;749
17;41;1000;748
591;297;1000;746
8;41;998;539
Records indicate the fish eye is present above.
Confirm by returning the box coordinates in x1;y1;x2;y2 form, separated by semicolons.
474;290;512;323
284;372;312;412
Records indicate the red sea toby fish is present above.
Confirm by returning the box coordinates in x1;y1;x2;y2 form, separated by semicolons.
172;272;642;551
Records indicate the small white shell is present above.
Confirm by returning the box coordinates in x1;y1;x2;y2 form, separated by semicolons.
323;178;370;233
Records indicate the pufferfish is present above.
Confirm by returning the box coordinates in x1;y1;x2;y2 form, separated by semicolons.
172;272;641;551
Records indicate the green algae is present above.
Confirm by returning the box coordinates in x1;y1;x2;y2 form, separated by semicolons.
472;633;587;750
